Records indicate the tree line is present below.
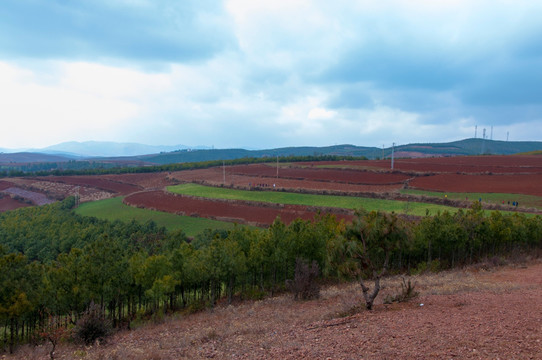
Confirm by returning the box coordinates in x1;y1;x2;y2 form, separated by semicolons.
0;155;364;177
0;198;541;352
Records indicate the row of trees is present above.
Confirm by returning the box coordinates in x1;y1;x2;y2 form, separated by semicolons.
1;198;541;352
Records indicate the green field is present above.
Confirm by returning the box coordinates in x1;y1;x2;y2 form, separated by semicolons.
401;189;542;210
167;183;459;216
74;197;237;236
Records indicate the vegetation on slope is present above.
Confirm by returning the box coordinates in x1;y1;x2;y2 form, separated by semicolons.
1;197;541;353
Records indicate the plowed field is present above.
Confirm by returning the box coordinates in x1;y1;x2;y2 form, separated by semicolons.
228;164;410;184
170;168;403;194
44;176;142;194
356;155;542;174
124;190;353;226
409;173;542;196
0;196;30;212
2;154;541;221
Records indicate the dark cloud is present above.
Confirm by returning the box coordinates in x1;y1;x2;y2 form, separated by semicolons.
0;0;234;62
460;59;542;107
320;38;469;92
325;83;374;109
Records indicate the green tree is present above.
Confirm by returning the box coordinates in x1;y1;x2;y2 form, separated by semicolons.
345;210;411;310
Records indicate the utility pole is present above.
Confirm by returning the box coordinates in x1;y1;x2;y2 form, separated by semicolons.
276;155;279;179
391;143;395;170
481;129;486;154
475;125;477;138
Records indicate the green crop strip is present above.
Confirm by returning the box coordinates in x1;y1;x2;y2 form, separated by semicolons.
167;183;460;216
401;189;542;210
75;197;237;236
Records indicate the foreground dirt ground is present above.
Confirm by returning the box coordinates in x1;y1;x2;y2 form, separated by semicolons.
10;260;542;359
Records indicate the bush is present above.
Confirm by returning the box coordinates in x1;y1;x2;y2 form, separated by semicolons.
73;302;112;345
384;277;419;304
286;258;320;300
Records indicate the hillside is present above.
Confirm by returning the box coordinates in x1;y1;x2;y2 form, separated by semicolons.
2;139;542;170
135;138;542;165
0;152;74;163
9;261;542;359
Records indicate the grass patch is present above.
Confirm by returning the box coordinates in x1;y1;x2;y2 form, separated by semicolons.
168;183;458;216
401;189;542;210
74;197;237;236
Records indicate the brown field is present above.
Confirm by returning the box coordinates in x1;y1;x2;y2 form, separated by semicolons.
0;196;31;212
10;260;542;360
409;173;542;196
125;190;353;226
365;155;542;174
1;155;541;220
170;167;403;194
0;180;14;191
227;164;411;184
44;176;142;195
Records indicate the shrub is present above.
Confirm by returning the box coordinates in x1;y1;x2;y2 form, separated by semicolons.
384;277;419;304
73;302;112;345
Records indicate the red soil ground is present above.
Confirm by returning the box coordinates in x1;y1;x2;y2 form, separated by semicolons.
11;260;542;359
44;176;142;195
409;173;542;196
170;168;403;194
0;196;31;212
125;190;353;226
0;180;15;191
366;155;542;174
102;173;176;189
2;155;541;216
228;164;411;184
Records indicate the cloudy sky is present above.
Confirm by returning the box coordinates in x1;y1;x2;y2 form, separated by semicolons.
1;0;542;150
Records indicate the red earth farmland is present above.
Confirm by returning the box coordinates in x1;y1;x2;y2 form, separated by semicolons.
366;155;542;174
170;167;403;194
2;155;541;220
227;164;411;184
0;196;31;212
42;176;142;194
409;173;542;197
124;190;354;226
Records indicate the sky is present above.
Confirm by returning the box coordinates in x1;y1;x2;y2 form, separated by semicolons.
1;0;542;150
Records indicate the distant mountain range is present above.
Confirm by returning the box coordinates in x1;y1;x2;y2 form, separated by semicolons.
1;138;541;166
0;141;211;158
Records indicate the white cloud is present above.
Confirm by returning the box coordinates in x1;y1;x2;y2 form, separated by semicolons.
308;107;337;120
1;1;542;150
0;61;162;148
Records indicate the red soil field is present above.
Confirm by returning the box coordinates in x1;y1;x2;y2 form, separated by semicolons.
0;196;31;212
0;180;15;191
228;164;411;184
409;173;542;196
366;155;542;174
171;168;403;194
2;155;541;216
102;173;176;189
44;176;142;195
125;190;353;226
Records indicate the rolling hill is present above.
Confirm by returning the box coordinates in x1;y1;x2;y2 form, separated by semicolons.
1;139;541;170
